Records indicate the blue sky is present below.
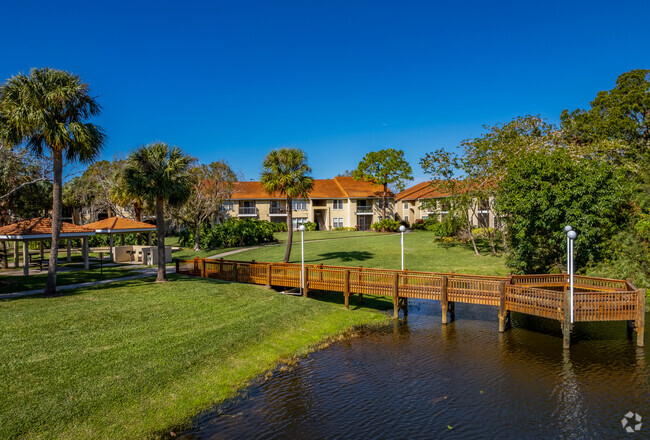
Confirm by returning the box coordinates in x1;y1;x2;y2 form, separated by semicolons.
1;0;648;183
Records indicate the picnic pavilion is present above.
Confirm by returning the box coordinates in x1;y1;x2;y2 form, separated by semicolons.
0;218;95;276
83;216;157;261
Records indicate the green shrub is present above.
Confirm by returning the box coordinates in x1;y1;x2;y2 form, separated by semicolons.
333;226;357;231
371;218;400;232
428;216;465;237
178;218;276;249
412;219;426;230
472;227;495;237
303;221;317;231
268;222;287;232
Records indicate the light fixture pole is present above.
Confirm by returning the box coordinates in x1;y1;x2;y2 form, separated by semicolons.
299;224;305;294
567;229;577;323
399;225;406;270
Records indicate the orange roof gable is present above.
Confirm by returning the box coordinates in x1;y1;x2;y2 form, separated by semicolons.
230;177;392;200
84;216;156;231
395;181;453;201
0;218;94;238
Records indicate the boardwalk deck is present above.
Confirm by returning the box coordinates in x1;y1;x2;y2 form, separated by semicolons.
176;258;646;348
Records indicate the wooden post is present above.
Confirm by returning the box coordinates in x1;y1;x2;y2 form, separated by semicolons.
441;275;449;324
120;234;125;246
627;320;635;339
109;234;114;261
399;297;409;317
13;241;19;268
22;241;29;276
358;266;363;304
233;262;238;282
344;269;350;310
266;263;272;288
175;259;180;273
637;288;645;347
40;240;44;260
200;258;206;278
219;258;224;277
303;266;309;297
66;238;72;263
563;288;571;349
147;232;152;246
449;301;455;322
392;272;399;318
498;281;510;332
83;237;89;270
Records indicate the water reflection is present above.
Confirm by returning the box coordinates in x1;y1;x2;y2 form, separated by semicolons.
180;300;650;440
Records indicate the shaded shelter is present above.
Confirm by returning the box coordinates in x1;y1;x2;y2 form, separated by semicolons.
84;216;156;262
0;218;95;276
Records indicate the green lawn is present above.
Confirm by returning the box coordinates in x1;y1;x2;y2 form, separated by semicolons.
0;266;139;294
165;236;245;261
273;230;378;243
233;231;509;275
0;276;391;439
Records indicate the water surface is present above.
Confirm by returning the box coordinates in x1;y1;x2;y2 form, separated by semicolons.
180;300;649;439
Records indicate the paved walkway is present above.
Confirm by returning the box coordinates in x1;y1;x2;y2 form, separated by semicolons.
0;267;174;300
207;232;403;260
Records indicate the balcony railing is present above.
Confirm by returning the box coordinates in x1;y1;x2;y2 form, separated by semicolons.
356;206;373;214
238;207;257;215
270;207;287;215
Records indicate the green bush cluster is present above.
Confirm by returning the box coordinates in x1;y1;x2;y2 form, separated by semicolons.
268;222;287;232
303;221;317;231
333;226;357;231
412;216;465;237
178;218;277;249
371;218;400;232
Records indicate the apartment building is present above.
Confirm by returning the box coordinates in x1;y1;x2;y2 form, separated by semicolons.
224;176;395;230
395;181;496;228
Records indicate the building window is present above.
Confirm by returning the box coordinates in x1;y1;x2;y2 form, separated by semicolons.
477;212;489;227
405;215;409;223
333;217;344;228
292;199;307;211
221;201;234;211
292;217;308;229
403;202;408;210
332;199;343;210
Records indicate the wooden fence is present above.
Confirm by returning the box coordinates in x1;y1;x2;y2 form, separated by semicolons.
176;258;646;348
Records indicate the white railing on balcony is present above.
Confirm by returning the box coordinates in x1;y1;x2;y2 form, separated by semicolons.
356;206;373;214
238;207;257;215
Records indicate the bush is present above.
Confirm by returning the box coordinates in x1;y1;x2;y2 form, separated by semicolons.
268;222;287;232
428;216;465;237
412;219;426;230
333;226;357;231
303;221;317;231
178;218;277;249
371;218;400;232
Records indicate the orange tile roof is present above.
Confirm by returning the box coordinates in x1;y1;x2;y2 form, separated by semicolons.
84;216;156;231
0;218;94;237
230;177;392;200
395;181;453;201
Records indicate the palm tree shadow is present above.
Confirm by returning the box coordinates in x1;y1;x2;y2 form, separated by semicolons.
309;251;375;263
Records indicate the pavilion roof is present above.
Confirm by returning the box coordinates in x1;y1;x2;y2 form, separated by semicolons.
84;216;156;233
0;218;95;240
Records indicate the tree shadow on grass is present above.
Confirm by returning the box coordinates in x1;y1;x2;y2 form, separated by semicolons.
306;290;393;313
308;251;375;264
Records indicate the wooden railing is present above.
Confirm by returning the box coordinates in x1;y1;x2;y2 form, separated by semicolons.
175;258;646;347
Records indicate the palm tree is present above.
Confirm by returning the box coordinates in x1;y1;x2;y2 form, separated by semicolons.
0;68;105;296
261;148;313;262
123;143;193;282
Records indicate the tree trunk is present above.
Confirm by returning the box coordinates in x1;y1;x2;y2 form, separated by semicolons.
0;241;7;269
382;183;387;220
193;222;201;252
155;198;167;282
468;224;480;256
134;204;142;245
284;197;293;263
44;149;63;296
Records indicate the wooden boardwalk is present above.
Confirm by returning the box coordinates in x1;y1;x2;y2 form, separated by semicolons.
176;258;646;348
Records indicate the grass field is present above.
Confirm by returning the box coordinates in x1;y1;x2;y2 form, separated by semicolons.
232;231;509;275
0;266;139;294
274;230;377;242
165;236;245;261
0;276;391;439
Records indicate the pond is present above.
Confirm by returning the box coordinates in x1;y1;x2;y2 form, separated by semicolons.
179;299;649;439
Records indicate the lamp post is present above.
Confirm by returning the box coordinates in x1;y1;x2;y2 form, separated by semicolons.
566;229;577;323
399;225;406;271
299;224;305;294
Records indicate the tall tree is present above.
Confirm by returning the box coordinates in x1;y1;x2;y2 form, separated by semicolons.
261;148;314;263
352;148;413;219
172;160;237;251
0;68;105;296
123;143;193;282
